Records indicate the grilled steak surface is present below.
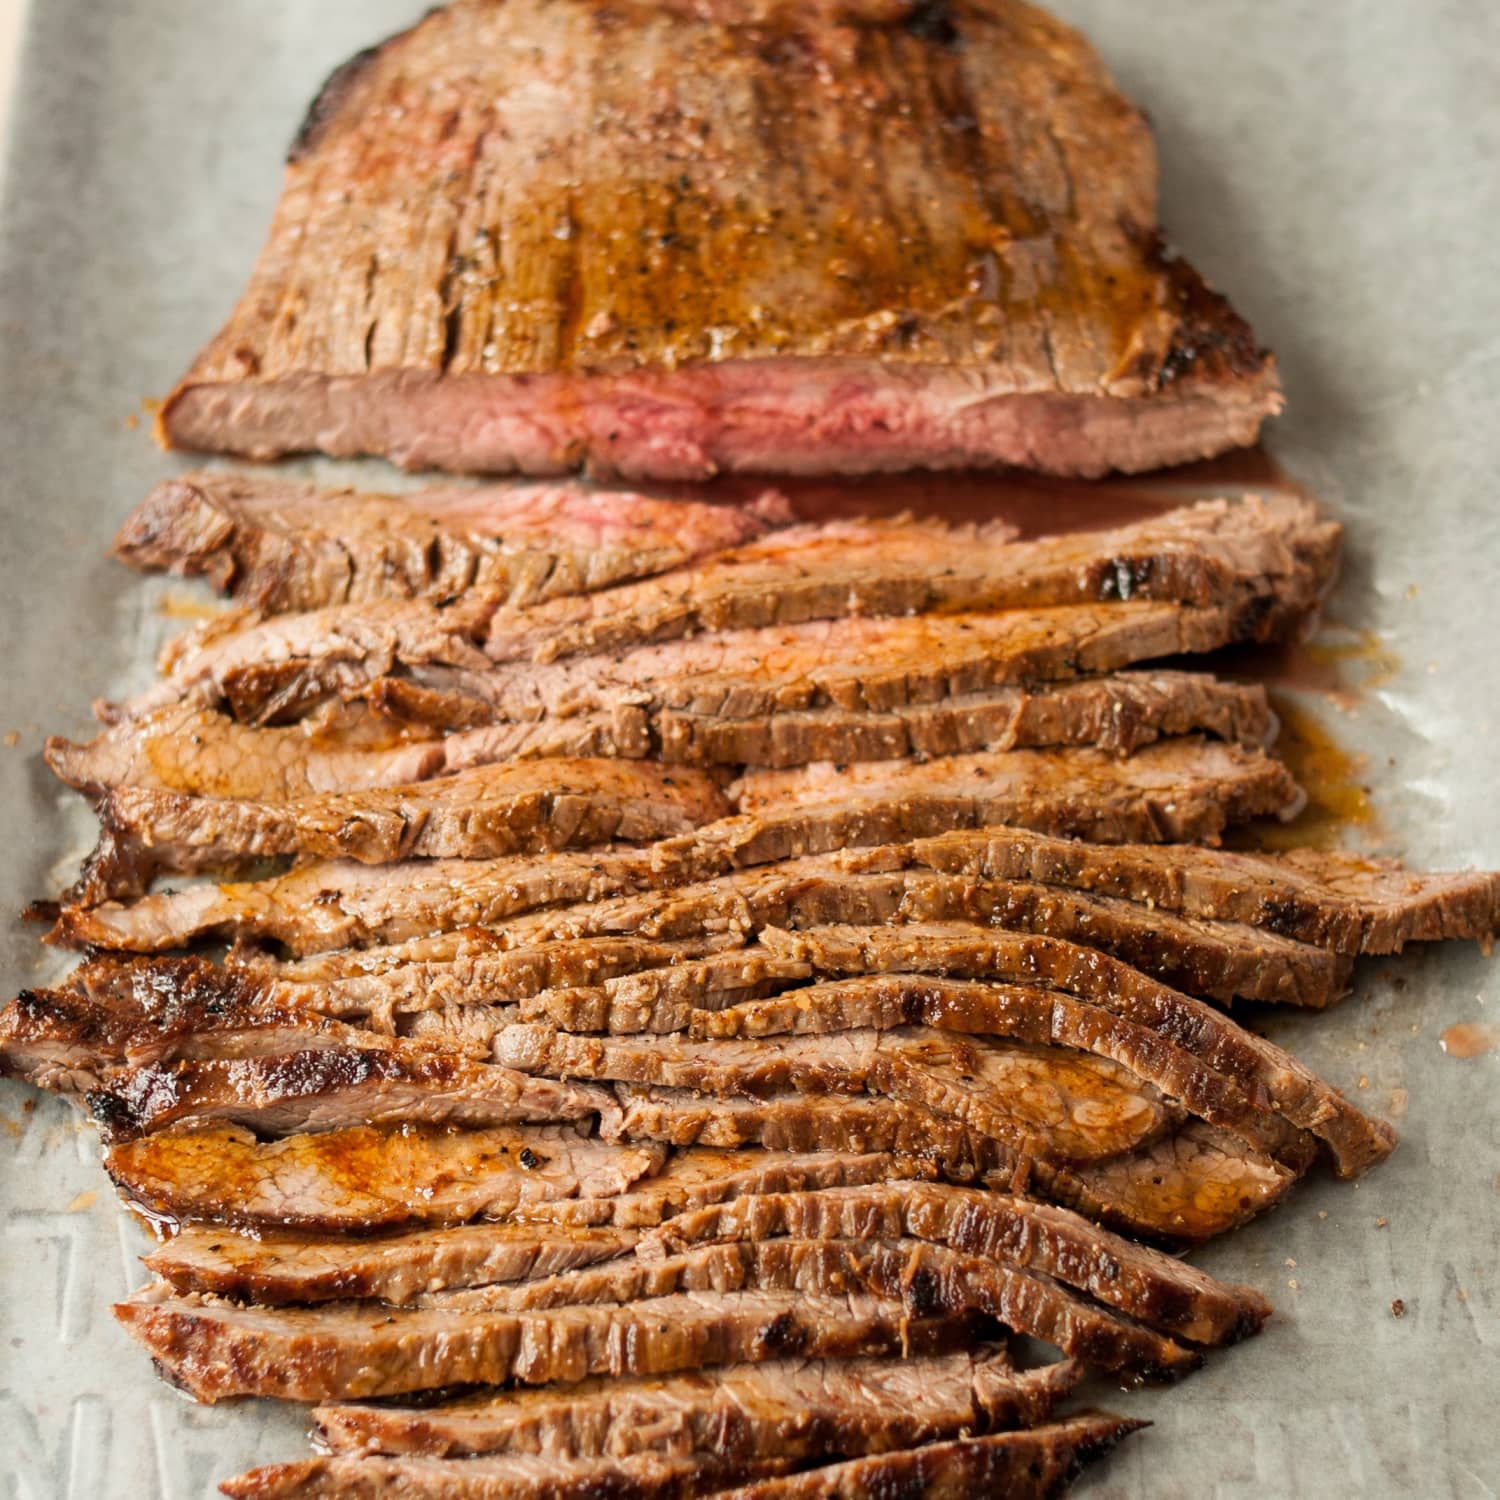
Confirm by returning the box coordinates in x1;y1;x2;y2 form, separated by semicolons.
161;0;1280;478
114;472;789;611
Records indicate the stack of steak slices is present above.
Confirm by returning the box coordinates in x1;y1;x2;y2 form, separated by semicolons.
5;467;1499;1498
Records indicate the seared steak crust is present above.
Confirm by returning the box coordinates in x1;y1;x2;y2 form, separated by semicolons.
162;0;1279;478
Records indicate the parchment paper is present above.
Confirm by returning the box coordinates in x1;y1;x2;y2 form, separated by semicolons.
0;3;1496;1495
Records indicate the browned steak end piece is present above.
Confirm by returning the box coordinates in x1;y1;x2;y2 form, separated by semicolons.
162;0;1279;478
113;471;787;611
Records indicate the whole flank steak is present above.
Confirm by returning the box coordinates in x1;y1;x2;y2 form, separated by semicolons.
160;0;1281;478
7;6;1500;1500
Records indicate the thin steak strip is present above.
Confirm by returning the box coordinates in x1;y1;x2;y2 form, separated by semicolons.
484;494;1338;663
762;925;1392;1174
114;1284;990;1403
710;1414;1146;1500
113;471;788;612
636;1182;1268;1346
492;1023;1177;1166
105;1129;921;1234
69;758;729;904
310;1347;1077;1459
406;1238;1201;1378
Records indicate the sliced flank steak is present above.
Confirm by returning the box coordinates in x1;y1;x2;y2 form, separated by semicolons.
54;791;1491;971
47;700;653;802
51;740;1300;952
733;737;1299;842
484;495;1337;663
220;1410;1138;1500
218;1450;789;1500
86;1044;618;1143
118;592;1276;736
160;0;1280;478
406;1237;1204;1379
763;926;1392;1175
105;1124;666;1233
492;1024;1178;1166
635;1183;1269;1347
892;826;1500;955
113;471;789;612
704;1414;1146;1500
50;670;1273;799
